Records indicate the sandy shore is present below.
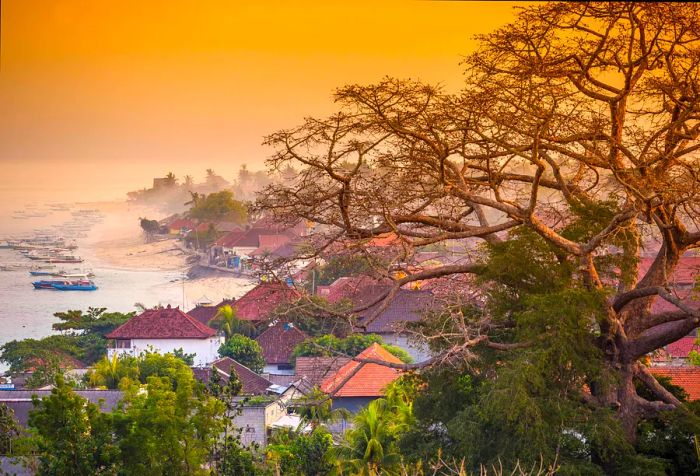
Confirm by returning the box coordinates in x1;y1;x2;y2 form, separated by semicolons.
91;236;191;271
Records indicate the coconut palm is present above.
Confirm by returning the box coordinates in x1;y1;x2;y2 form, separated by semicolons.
330;399;403;476
89;354;138;389
209;305;255;340
296;388;350;430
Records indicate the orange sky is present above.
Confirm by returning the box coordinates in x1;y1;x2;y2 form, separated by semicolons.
0;0;521;203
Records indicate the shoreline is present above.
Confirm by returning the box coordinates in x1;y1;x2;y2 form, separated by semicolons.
89;235;192;272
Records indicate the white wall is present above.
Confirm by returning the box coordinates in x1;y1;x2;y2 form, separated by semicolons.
108;336;224;366
380;333;432;363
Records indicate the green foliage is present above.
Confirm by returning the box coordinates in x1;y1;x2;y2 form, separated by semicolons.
292;334;413;363
28;375;119;475
218;335;266;373
87;354;139;389
188;190;247;223
113;363;225;475
294;387;350;429
172;347;196;366
275;295;353;337
315;254;382;286
210;305;255;339
0;403;20;455
267;427;334;476
139;217;161;236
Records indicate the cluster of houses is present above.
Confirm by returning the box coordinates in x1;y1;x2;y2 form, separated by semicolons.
3;222;700;460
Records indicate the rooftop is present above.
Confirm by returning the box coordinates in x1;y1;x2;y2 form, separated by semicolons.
186;298;236;326
650;366;700;401
255;321;308;365
294;356;351;387
106;306;217;339
234;281;300;321
320;343;403;397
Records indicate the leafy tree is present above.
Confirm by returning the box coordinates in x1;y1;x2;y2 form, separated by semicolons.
266;427;334;476
113;361;225;476
163;172;178;187
172;348;197;366
257;2;700;470
27;375;119;475
139;217;161;240
294;387;350;430
315;254;383;286
292;334;413;364
275;295;353;337
0;403;20;455
210;305;255;340
188;190;247;223
218;335;266;373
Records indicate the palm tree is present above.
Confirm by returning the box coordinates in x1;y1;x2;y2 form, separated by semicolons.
183;174;194;189
208;305;255;340
330;399;403;476
164;171;177;187
296;388;350;430
89;354;138;389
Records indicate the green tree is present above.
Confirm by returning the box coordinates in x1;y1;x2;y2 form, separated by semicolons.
27;375;119;475
218;335;265;373
267;427;334;476
88;354;139;389
295;387;350;430
292;334;413;364
188;190;247;223
210;305;255;340
331;399;404;476
0;403;20;456
114;362;225;476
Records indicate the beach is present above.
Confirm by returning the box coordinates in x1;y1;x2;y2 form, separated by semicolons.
91;235;191;271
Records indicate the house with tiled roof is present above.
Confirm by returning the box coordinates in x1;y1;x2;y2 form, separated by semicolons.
234;281;301;322
106;305;224;366
192;357;274;396
321;343;403;413
294;356;352;387
168;218;196;235
650;366;700;400
317;276;434;362
255;321;308;375
187;298;236;327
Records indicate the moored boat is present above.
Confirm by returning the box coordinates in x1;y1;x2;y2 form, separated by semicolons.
32;280;66;289
52;280;98;291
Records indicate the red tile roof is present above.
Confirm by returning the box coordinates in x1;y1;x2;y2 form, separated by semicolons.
295;356;352;387
168;219;195;230
106;306;217;339
234;282;300;321
649;366;700;400
212;357;273;395
317;276;433;333
320;343;403;397
186;299;236;326
255;322;308;365
214;230;247;247
250;235;293;256
665;336;700;359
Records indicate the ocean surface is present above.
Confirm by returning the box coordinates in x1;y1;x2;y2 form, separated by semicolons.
0;197;252;372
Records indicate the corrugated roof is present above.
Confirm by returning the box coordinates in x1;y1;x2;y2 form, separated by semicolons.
0;390;123;427
320;343;403;397
106;306;217;339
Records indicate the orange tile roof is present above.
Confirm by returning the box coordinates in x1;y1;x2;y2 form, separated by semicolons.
650;366;700;400
320;343;403;397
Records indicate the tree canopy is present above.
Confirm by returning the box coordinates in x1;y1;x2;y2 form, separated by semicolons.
255;2;700;471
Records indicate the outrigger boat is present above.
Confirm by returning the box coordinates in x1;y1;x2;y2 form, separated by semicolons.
32;279;97;291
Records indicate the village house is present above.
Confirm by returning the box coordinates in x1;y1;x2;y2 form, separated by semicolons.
318;276;434;362
320;343;403;414
192;357;310;447
106;305;224;366
233;281;301;323
187;298;236;327
167;218;196;235
255;321;309;376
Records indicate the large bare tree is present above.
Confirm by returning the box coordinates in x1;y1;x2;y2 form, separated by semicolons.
256;2;700;446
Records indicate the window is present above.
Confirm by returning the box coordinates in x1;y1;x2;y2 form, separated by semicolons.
115;339;131;349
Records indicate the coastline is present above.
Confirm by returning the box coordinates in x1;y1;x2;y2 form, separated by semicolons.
89;235;190;272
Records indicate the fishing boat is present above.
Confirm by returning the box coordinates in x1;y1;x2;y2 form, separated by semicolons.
52;280;98;291
45;254;84;264
32;280;66;289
